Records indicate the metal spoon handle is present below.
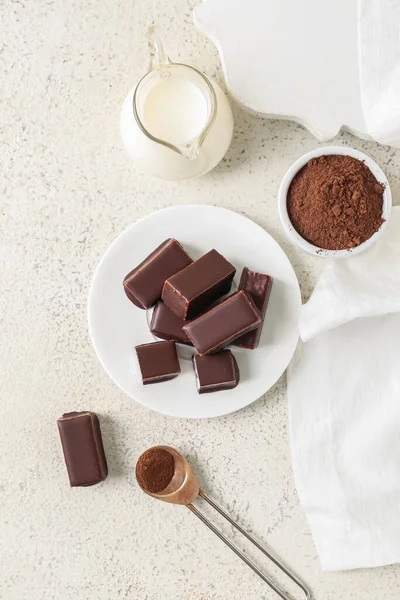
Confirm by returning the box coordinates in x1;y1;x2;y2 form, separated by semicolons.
187;491;311;600
200;490;310;598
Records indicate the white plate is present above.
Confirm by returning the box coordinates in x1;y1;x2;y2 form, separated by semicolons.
88;206;301;419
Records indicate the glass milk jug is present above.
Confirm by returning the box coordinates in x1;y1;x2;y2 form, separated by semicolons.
120;26;234;180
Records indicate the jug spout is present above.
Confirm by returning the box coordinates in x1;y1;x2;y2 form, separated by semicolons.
148;25;170;69
178;139;201;161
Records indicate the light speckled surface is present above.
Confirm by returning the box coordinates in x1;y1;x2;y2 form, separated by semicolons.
1;1;400;599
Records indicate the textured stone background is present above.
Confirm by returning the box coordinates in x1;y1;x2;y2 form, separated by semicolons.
1;0;400;599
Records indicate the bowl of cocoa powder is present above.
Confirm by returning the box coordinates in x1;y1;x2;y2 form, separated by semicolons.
278;146;392;258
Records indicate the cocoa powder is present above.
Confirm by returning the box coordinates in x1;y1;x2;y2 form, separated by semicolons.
136;448;175;493
287;155;385;250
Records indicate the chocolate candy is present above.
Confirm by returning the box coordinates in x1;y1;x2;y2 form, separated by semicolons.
150;301;192;345
193;350;239;393
135;340;180;384
183;291;262;355
123;239;192;309
57;412;108;487
234;267;273;349
162;249;236;320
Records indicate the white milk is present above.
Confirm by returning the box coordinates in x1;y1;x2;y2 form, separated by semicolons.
142;77;209;145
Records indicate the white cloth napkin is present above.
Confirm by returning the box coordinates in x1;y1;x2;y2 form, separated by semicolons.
288;207;400;571
359;0;400;148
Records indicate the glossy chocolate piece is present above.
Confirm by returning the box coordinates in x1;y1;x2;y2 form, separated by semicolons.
135;340;180;384
150;301;192;345
123;239;192;309
193;350;240;394
234;267;273;349
183;291;262;355
57;411;108;487
162;249;236;320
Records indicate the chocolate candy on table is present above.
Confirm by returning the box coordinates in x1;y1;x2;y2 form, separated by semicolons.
162;249;236;320
193;350;240;394
57;411;108;487
123;238;192;309
136;340;181;384
150;301;193;345
183;290;262;355
234;267;273;349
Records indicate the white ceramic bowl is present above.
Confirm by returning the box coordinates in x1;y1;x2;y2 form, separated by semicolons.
278;146;392;258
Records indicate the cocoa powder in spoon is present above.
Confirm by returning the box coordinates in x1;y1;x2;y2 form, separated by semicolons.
136;448;175;493
287;155;385;250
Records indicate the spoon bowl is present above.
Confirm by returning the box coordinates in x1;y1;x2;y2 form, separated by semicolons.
136;445;199;504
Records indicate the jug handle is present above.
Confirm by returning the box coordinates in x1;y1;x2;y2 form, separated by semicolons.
148;25;170;69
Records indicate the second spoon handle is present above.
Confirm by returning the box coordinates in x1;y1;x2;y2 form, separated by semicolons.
187;490;310;600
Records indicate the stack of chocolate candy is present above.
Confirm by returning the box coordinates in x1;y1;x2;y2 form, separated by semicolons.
123;239;272;394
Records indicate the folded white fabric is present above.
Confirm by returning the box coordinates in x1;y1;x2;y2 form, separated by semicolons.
288;207;400;571
359;0;400;148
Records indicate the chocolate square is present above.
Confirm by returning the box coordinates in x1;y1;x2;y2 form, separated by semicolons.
162;249;235;320
123;239;192;309
183;291;262;355
193;350;239;394
150;301;192;345
135;340;180;384
57;411;108;487
234;267;273;349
